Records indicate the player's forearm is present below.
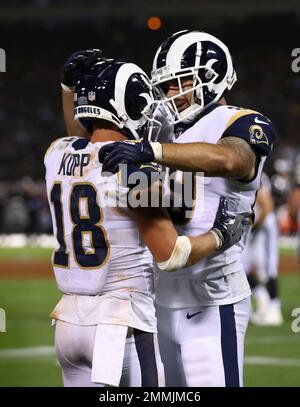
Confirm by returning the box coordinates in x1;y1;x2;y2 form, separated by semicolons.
186;232;218;267
62;89;88;137
159;142;241;177
134;206;217;269
133;205;178;262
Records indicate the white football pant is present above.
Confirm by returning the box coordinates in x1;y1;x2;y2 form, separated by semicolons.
156;297;250;387
54;320;164;387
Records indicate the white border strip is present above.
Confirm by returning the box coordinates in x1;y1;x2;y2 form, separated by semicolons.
1;346;300;368
0;346;55;359
245;356;300;367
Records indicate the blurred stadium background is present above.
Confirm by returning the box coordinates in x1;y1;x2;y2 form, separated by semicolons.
0;0;300;387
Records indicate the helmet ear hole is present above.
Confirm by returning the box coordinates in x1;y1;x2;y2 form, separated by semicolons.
205;71;213;80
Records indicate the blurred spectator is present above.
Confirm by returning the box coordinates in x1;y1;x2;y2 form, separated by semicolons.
2;196;30;232
271;158;293;208
0;178;52;233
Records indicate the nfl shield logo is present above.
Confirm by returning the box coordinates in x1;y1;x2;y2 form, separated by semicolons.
88;91;96;101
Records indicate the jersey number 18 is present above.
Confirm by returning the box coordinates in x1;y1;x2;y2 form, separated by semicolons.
50;182;109;269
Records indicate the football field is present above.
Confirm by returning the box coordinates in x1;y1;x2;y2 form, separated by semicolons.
0;247;299;387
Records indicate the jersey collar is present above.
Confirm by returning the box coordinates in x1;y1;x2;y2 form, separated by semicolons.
174;102;221;138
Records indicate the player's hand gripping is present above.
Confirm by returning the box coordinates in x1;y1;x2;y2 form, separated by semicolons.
211;197;246;251
99;138;155;174
61;49;104;91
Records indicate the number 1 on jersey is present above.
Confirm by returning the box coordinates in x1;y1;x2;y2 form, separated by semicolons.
50;183;69;267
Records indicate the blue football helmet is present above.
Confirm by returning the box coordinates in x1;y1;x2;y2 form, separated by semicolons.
151;30;237;123
74;60;162;140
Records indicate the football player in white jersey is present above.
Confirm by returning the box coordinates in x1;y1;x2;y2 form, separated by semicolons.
242;173;283;326
99;30;277;387
46;58;245;387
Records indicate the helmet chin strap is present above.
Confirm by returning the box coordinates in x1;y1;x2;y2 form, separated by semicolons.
109;98;141;140
109;98;128;124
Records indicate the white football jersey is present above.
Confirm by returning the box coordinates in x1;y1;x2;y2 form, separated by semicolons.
45;137;156;331
155;104;277;307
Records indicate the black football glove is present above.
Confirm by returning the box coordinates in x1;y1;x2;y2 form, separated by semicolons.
61;49;104;90
211;197;245;251
99;139;155;174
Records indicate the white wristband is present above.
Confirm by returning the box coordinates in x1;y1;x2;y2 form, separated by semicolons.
61;83;75;92
150;142;163;163
210;229;223;250
157;235;192;272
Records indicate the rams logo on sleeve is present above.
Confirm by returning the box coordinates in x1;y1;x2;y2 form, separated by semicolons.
249;124;269;146
222;109;277;156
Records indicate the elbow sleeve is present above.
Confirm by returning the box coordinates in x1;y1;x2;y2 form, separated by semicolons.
157;236;192;272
